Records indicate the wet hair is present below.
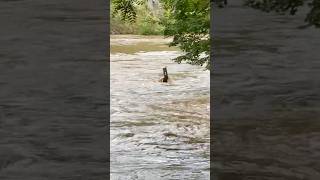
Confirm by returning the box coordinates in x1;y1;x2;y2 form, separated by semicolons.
162;67;168;82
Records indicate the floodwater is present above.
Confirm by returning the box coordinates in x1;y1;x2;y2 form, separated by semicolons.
110;35;210;179
213;1;320;180
0;0;107;179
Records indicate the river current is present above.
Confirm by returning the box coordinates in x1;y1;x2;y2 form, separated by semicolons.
110;35;210;179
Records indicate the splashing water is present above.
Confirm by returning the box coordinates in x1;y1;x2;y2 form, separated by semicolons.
110;35;210;179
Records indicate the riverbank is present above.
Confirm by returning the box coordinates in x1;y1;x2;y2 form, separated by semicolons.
110;16;164;35
110;35;177;54
110;1;164;35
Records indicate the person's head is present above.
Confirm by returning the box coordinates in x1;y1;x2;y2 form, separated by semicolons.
163;67;168;77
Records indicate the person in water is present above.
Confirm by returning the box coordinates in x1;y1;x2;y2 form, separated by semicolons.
160;67;169;82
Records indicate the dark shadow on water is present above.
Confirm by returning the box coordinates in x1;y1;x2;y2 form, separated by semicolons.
213;1;320;179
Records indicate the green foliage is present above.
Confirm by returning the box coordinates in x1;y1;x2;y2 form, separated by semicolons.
111;14;137;34
112;0;144;22
111;0;164;35
112;0;211;70
136;5;164;35
112;0;320;71
137;19;164;35
161;0;211;69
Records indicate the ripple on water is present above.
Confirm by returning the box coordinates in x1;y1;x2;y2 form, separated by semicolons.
111;35;210;179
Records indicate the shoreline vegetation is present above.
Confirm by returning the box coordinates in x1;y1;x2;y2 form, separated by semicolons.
111;2;164;35
111;0;210;69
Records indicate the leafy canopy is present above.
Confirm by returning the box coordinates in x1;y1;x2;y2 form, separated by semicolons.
112;0;211;70
112;0;145;22
161;0;210;69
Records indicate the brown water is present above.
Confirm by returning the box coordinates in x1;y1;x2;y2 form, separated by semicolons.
0;0;107;179
213;1;320;179
110;35;210;179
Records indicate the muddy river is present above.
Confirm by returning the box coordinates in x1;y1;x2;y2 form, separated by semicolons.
110;35;210;179
213;1;320;179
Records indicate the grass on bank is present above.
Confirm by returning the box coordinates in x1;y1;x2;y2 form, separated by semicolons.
111;4;164;35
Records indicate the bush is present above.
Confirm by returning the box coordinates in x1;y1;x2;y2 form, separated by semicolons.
111;2;164;35
136;9;164;35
